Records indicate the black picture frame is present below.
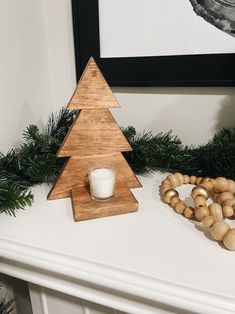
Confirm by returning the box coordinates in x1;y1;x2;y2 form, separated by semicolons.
71;0;235;87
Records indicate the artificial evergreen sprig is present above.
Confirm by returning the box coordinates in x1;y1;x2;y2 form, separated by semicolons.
122;126;182;174
0;175;33;216
0;107;235;217
0;287;15;314
46;107;78;144
0;108;76;216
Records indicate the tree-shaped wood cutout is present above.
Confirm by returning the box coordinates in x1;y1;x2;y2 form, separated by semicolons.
48;57;142;222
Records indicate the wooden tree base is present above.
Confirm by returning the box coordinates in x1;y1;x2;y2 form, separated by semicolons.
71;184;138;222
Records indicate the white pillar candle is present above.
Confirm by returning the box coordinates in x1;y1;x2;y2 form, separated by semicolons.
89;167;116;200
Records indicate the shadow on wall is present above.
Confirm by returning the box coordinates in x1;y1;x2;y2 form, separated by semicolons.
214;95;235;132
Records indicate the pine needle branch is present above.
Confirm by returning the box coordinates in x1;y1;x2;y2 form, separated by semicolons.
123;127;182;174
0;296;15;314
0;106;235;216
46;107;77;145
0;175;33;216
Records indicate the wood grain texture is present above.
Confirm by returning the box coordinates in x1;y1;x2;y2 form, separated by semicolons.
67;57;120;109
47;57;141;220
47;153;142;200
71;183;139;222
57;109;132;157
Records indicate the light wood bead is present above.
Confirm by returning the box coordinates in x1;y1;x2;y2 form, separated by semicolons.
161;185;172;192
164;189;179;204
196;177;203;185
214;177;229;192
174;173;184;185
189;176;197;184
201;177;210;182
161;180;172;187
227;179;235;194
195;206;209;221
170;196;181;208
210;179;216;187
200;180;214;192
210;221;230;241
175;202;186;214
166;174;180;188
223;229;235;250
184;207;194;219
194;195;207;208
160;185;172;194
208;203;223;222
222;198;235;207
213;192;220;201
222;205;234;218
202;216;214;228
217;192;234;205
160;174;235;250
183;175;190;184
191;186;209;200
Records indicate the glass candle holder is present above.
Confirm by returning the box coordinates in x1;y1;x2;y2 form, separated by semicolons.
89;165;116;201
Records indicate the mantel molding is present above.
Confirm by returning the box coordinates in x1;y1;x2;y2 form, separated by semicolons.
0;237;234;314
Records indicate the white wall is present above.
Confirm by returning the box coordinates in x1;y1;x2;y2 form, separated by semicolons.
0;0;234;151
0;0;76;154
112;86;235;146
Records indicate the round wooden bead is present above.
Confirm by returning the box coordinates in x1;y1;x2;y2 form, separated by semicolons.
223;229;235;250
208;203;223;222
166;174;180;188
210;179;216;186
170;196;181;208
213;192;220;202
161;180;172;187
191;186;209;200
210;221;230;241
217;192;234;205
161;184;172;191
175;202;186;214
222;205;234;218
194;195;207;208
164;189;179;204
183;175;190;184
174;172;184;185
189;175;197;184
214;177;229;192
227;179;235;194
196;177;203;185
202;215;214;228
160;185;172;194
200;180;214;192
201;177;210;182
222;198;235;207
195;206;209;221
184;206;194;219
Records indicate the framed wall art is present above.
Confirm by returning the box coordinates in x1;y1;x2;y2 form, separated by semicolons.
71;0;235;87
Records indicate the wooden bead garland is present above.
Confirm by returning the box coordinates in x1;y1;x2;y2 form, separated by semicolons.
160;173;235;251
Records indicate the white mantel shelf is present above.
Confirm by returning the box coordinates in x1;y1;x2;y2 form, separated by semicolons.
1;172;235;314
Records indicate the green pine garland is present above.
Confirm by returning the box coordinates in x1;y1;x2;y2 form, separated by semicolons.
0;107;235;217
0;286;15;314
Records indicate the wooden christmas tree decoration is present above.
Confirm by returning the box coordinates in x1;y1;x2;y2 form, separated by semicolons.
48;57;141;222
